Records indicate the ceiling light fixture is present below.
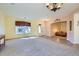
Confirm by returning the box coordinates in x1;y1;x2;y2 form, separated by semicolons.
46;3;63;12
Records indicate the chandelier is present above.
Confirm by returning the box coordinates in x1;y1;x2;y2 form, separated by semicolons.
46;3;63;12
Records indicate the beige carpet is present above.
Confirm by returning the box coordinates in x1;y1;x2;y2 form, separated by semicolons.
0;37;79;56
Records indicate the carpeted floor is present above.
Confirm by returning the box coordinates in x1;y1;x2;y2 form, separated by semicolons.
0;37;79;56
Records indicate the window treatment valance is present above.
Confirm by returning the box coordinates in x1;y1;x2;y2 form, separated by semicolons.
15;21;31;26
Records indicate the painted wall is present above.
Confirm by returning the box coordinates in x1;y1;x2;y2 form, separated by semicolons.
0;9;52;40
51;22;61;36
67;12;79;44
61;22;67;32
51;21;67;36
62;8;79;44
4;16;43;39
0;10;5;35
73;13;79;44
1;6;79;43
66;15;74;43
41;20;51;37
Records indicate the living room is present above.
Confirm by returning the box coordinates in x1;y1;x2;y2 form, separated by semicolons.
1;3;79;56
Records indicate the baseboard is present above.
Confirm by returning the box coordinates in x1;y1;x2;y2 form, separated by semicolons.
5;36;31;41
67;39;79;44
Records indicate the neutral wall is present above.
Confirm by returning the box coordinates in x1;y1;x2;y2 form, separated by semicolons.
61;22;67;32
51;22;61;36
66;15;74;43
1;6;79;43
0;9;52;40
67;12;79;44
4;16;43;39
0;10;5;35
51;21;67;36
73;13;79;44
42;21;51;37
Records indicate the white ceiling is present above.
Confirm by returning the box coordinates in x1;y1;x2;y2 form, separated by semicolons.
0;3;79;20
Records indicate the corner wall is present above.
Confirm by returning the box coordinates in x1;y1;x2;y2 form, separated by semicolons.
0;10;5;35
73;13;79;44
0;9;52;40
4;16;42;40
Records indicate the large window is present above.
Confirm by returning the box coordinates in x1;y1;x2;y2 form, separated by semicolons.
15;21;31;34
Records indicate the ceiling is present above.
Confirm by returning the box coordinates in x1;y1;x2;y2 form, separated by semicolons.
0;3;79;20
